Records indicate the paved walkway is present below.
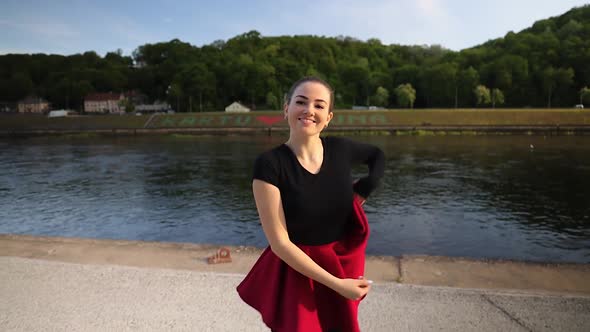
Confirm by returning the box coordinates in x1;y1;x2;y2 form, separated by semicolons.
2;256;590;332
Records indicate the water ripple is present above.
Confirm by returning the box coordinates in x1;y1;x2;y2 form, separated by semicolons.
1;135;590;263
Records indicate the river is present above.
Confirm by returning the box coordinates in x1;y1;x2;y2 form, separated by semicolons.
1;134;589;263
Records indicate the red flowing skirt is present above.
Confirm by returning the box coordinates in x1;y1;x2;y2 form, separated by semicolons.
236;197;369;332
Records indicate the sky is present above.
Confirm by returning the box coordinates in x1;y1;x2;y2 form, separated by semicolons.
1;0;588;56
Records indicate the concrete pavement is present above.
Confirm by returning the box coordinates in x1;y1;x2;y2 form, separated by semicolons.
1;235;590;331
2;256;590;332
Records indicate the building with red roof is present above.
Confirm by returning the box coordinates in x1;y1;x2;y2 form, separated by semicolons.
84;93;124;114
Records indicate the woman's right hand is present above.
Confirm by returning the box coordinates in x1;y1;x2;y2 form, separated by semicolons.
333;277;372;300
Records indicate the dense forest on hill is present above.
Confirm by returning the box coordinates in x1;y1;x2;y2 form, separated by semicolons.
1;5;589;112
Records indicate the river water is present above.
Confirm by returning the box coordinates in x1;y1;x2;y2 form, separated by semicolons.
1;134;589;263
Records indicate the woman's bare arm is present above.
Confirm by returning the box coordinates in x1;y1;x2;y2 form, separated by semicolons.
253;179;371;300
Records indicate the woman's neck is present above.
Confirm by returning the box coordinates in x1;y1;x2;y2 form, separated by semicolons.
285;135;323;162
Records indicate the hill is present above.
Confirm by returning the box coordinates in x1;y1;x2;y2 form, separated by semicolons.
0;5;589;111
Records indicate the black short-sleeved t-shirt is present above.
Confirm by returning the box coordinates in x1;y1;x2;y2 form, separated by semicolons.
253;136;385;245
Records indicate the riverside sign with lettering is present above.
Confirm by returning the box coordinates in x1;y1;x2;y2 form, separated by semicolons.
149;112;389;128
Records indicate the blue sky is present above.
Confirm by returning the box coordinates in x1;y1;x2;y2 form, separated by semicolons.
1;0;588;56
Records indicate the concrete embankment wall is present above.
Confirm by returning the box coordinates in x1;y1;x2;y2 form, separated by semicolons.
1;109;590;137
1;234;590;295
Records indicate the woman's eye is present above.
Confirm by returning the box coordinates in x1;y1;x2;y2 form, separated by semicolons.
315;104;324;109
295;100;305;105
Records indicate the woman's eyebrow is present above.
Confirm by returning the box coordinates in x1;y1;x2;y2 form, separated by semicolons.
295;95;327;104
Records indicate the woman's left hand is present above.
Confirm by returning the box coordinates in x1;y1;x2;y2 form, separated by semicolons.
352;179;367;206
353;193;366;206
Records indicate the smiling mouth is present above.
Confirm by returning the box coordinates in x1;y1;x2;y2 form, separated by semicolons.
298;117;316;123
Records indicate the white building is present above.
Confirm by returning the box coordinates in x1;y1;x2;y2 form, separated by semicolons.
224;102;250;113
84;93;124;114
18;96;50;113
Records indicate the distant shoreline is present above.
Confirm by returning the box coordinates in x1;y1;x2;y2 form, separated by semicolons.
1;109;589;137
3;126;590;138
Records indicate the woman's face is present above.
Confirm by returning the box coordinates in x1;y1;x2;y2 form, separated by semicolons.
284;81;333;137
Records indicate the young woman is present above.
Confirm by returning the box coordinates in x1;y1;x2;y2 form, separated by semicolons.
237;77;385;332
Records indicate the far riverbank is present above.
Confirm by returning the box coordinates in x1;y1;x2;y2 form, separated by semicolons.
1;108;589;137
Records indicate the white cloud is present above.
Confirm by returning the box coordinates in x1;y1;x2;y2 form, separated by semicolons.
252;0;462;48
3;0;587;55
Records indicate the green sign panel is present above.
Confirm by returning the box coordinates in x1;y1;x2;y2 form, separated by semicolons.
150;112;390;128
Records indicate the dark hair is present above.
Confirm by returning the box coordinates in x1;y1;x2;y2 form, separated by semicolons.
284;76;334;112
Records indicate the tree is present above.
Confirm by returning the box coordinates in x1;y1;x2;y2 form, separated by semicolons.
266;92;279;110
72;80;94;110
340;62;370;105
420;62;457;107
177;63;215;112
305;65;323;78
105;50;132;67
2;5;590;110
457;67;479;107
552;67;575;106
4;72;33;101
392;65;419;88
167;83;183;112
558;19;583;38
540;67;555;108
483;60;512;92
372;86;389;107
474;85;491;107
120;99;135;113
491;88;505;108
394;83;416;108
581;87;590;106
541;67;574;108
